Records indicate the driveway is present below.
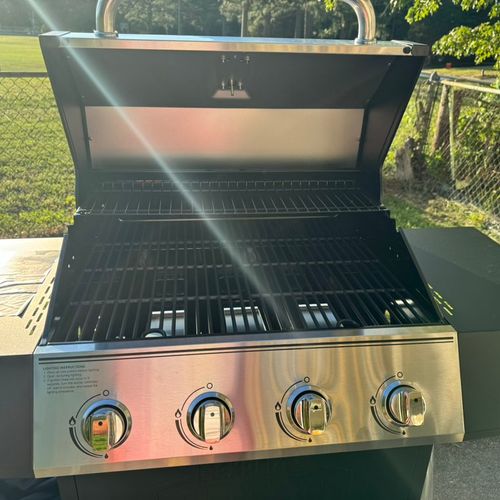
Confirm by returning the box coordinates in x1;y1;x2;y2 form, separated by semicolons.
434;437;500;499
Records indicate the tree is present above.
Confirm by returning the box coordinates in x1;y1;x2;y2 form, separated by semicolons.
389;0;499;68
0;0;96;32
117;0;222;34
219;0;335;38
118;0;176;33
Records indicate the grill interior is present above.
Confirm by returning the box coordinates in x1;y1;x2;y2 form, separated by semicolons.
48;217;440;343
81;178;379;217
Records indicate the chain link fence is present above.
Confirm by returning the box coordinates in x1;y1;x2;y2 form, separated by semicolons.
0;72;71;166
388;73;499;219
0;71;499;237
0;73;74;237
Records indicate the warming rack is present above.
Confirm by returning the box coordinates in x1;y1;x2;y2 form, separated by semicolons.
81;178;379;217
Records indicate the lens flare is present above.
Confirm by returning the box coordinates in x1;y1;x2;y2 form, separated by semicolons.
28;1;283;328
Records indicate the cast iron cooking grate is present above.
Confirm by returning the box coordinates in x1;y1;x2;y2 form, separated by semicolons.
82;179;379;216
48;219;439;343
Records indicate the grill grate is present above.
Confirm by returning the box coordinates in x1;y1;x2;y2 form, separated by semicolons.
49;219;439;343
82;179;378;216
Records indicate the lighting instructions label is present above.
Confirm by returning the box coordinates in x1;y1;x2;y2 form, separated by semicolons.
40;364;101;394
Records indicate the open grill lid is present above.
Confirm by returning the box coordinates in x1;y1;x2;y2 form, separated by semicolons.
40;0;428;207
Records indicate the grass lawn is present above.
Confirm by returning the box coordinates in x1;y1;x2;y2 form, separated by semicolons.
383;182;499;243
0;35;45;72
0;75;74;237
429;66;498;80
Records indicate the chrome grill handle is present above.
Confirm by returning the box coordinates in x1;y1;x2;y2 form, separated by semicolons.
340;0;377;44
95;0;120;37
95;0;376;44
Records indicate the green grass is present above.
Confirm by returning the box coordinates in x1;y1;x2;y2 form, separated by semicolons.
430;66;498;80
384;182;499;243
0;76;74;237
0;35;45;72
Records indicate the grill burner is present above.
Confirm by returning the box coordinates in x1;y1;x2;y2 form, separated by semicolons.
147;309;185;337
49;218;439;343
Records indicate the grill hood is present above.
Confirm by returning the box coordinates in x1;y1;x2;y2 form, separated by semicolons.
40;32;427;206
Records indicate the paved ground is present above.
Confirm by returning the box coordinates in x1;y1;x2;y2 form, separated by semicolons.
434;437;500;499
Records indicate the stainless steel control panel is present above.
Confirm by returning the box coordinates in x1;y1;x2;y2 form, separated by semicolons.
33;326;464;477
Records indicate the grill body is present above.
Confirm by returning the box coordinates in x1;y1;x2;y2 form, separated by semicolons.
28;32;469;482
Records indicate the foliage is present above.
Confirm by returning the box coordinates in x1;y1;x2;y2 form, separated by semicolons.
1;0;489;48
117;0;222;35
434;22;500;66
218;0;418;40
219;0;336;38
0;0;433;42
26;0;96;32
390;0;499;68
118;0;177;33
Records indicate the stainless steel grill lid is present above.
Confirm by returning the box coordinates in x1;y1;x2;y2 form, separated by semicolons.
40;4;427;206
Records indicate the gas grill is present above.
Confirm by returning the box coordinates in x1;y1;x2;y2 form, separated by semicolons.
32;0;468;471
38;0;467;476
2;0;499;498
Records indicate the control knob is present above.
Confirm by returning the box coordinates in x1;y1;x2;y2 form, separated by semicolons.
288;386;332;436
187;393;234;444
385;385;426;427
81;400;131;452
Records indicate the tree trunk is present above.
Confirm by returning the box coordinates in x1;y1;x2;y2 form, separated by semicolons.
303;6;308;38
241;0;249;37
432;85;450;155
177;0;182;35
146;1;152;32
395;139;415;182
395;137;426;183
263;12;271;37
294;9;301;38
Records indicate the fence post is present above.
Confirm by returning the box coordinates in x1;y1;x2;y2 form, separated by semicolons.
415;81;436;149
432;85;450;155
448;87;463;185
396;78;436;181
